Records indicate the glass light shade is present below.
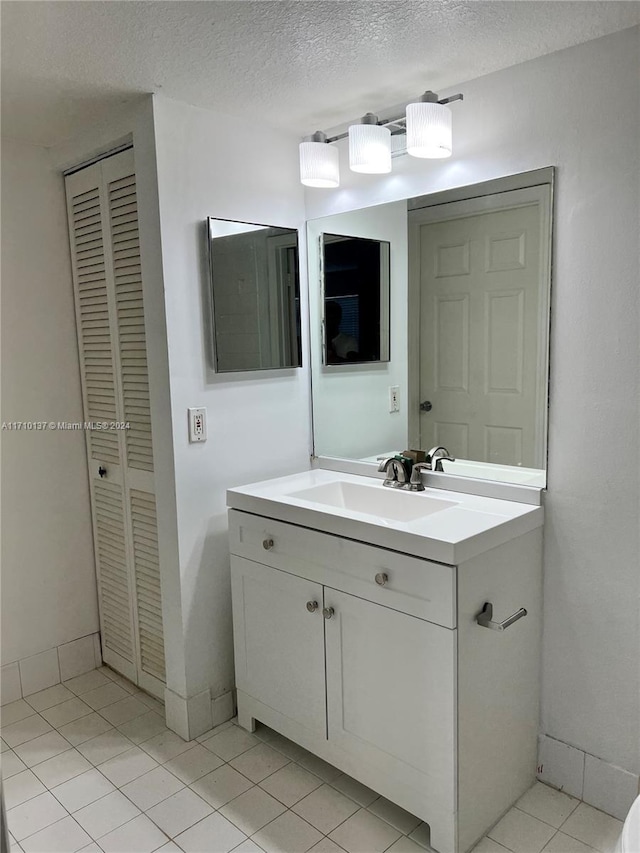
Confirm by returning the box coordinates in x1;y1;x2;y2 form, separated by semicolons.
348;124;392;174
299;141;339;188
406;101;452;158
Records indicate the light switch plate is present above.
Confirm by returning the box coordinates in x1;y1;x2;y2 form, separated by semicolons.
188;407;207;442
389;385;400;413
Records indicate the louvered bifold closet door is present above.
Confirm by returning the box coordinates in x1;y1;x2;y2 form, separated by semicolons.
66;161;138;684
66;149;165;698
102;151;165;694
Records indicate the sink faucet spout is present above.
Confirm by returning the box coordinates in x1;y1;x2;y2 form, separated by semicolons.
378;457;409;488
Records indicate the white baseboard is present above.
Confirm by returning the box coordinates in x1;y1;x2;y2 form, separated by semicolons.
211;690;235;728
1;633;102;703
163;687;212;740
538;734;639;820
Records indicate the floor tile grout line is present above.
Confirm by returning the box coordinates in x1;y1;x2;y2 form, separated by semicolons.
512;799;620;843
92;810;171;848
23;691;76;715
115;767;186;810
46;765;118;815
509;803;577;831
18;806;94;850
7;760;115;818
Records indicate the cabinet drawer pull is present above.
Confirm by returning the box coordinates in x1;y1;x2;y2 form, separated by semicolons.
375;572;388;586
262;538;274;550
306;600;319;613
322;607;335;620
476;601;527;632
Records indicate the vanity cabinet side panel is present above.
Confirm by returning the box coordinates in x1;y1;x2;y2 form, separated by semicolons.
230;555;328;737
456;528;543;853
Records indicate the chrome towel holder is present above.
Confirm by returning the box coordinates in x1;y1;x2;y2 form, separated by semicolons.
476;601;527;631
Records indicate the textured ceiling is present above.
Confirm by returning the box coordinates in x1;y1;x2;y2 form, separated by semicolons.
2;0;639;147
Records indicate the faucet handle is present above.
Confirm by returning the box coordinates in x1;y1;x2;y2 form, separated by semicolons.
409;462;431;487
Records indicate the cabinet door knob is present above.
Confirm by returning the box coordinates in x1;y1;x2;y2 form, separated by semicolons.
322;607;335;620
306;601;318;613
98;466;107;478
375;572;388;586
262;538;274;550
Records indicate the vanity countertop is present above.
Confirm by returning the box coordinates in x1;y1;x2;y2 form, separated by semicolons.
227;469;543;564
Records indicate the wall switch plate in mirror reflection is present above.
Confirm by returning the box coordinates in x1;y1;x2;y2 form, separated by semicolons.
307;168;554;488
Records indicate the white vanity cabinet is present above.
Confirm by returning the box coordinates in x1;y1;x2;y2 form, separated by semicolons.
229;495;542;853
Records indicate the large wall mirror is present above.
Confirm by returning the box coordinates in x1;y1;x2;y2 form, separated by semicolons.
207;218;302;372
308;169;554;487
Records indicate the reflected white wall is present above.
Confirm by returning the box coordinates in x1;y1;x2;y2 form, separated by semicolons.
308;202;408;459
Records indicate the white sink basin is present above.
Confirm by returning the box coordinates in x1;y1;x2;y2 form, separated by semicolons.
288;481;457;522
227;469;544;564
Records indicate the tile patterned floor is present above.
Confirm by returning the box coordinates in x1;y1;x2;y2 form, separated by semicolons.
1;666;623;853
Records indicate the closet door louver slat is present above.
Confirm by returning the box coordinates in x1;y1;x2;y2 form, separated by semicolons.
130;489;166;682
94;480;135;663
107;172;155;474
69;186;119;465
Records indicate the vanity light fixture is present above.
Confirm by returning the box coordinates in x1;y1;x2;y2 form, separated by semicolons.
299;89;463;187
348;113;392;174
406;91;453;158
299;131;340;188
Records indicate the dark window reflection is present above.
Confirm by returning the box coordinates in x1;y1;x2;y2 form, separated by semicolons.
323;234;390;365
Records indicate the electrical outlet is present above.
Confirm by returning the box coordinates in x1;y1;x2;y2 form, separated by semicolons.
389;385;400;413
188;407;207;442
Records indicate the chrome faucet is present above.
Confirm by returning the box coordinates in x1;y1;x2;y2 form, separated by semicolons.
426;446;454;472
408;446;455;491
379;448;454;491
377;457;409;488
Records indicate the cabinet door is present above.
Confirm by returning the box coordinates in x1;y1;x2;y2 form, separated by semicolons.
324;589;456;817
231;557;327;736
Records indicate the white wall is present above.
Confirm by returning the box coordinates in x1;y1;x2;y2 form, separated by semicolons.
1;140;99;664
306;27;640;774
152;95;311;703
307;203;408;458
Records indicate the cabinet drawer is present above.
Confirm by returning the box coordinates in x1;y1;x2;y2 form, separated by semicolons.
229;510;456;628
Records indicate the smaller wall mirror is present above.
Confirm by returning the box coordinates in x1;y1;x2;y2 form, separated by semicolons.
322;234;390;365
207;218;302;372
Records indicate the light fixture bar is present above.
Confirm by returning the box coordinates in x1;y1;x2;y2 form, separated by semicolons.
321;92;463;143
438;94;464;105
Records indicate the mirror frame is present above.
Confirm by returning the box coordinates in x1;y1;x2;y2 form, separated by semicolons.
206;217;302;373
